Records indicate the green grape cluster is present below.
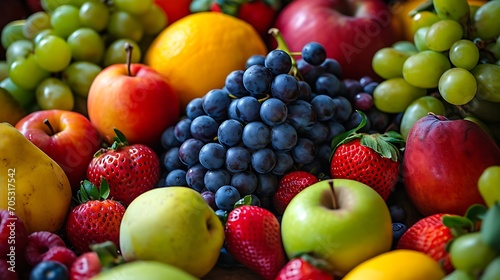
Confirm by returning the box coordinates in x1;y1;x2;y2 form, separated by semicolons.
371;0;500;143
0;0;167;114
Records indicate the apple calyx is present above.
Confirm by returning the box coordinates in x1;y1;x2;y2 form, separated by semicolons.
442;203;487;252
43;119;56;135
89;240;125;270
330;111;405;162
76;177;110;205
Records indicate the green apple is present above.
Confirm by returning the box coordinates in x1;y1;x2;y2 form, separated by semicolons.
281;179;393;277
478;165;500;207
119;187;224;278
90;261;198;280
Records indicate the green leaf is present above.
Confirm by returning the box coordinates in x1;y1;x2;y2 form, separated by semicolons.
234;195;252;208
442;215;474;236
90;241;124;269
113;128;128;145
99;177;110;200
83;180;100;200
330;110;367;151
77;183;90;204
464;204;488;225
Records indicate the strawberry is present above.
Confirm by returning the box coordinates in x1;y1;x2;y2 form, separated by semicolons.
65;179;126;254
87;128;160;206
396;213;457;274
276;255;334;280
330;112;404;200
224;204;286;280
70;252;101;280
273;170;318;215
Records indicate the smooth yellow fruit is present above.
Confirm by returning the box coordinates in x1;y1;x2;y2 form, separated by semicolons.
343;249;446;280
90;261;198;280
145;12;267;110
0;87;26;125
0;122;72;233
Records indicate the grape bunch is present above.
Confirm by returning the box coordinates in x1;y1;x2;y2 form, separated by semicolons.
370;0;500;142
0;0;167;114
158;40;398;214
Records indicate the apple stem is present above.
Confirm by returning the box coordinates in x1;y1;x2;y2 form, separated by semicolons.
125;42;133;77
43;119;55;135
328;180;338;210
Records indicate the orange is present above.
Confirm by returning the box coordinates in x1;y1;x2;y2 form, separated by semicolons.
145;12;268;110
390;0;487;42
342;249;446;280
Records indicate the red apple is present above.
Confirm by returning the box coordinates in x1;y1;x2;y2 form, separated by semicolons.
402;114;500;217
87;63;180;148
273;0;404;80
15;110;102;192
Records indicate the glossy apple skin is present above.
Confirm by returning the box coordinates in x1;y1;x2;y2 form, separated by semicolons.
273;0;403;80
402;114;500;217
87;63;180;148
281;179;393;277
15;109;102;193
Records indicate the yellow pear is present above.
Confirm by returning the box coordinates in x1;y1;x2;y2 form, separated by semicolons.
0;87;26;125
0;122;72;233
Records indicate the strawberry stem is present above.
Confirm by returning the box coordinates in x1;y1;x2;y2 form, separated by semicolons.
328;180;338;210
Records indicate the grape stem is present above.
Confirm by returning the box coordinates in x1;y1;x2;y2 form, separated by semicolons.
125;43;133;76
43;119;55;135
328;180;338;210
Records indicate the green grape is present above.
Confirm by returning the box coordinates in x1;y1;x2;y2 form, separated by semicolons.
425;20;463;52
62;61;102;98
107;11;144;42
486;35;500;60
449;40;479;70
411;11;440;37
392;41;418;54
403;50;451;89
22;11;51;40
113;0;153;15
33;29;57;46
481;256;500;280
373;77;427;113
474;0;500;40
35;78;74;110
433;0;470;21
1;20;27;50
400;96;445;140
41;0;94;12
413;27;429;51
471;63;500;102
138;4;167;35
442;270;475;280
79;1;110;32
372;47;410;79
50;5;82;38
103;39;141;67
462;96;500;123
67;28;105;64
0;78;36;109
438;68;476;105
449;232;497;274
0;61;8;81
9;54;51;90
464;116;493;136
34;35;72;73
5;40;33;66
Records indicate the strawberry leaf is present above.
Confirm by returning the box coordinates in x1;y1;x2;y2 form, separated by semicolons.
329;110;366;162
99;177;110;200
90;241;125;269
442;215;474;237
83;180;100;201
464;204;488;226
234;195;253;208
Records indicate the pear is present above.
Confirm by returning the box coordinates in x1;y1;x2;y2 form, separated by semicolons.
0;122;72;233
0;87;26;125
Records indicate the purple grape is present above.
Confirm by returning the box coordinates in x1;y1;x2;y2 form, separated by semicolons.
246;54;265;69
163;147;185;172
302;42;326;66
225;146;251;173
218;119;243;147
227;99;239;120
165;169;187;187
185;163;207;192
201;191;217;210
271;123;297;151
186;97;205;120
315;73;341;97
231;171;258;196
304;121;329;144
236;96;261;122
297;80;313;101
287;100;317;134
343;78;363;100
389;204;407;223
272;151;294;176
345;111;371;132
311;94;336;121
251;148;277;174
363;82;379;95
242;121;271;150
174;117;192;142
198;143;227;170
359;76;375;87
331;96;352;123
225;70;249;98
204;169;232;193
264;49;292;75
215;185;241;211
291;138;316;165
326;120;346;142
297;59;324;85
392;222;408;241
271;74;299;104
190;115;218;143
255;173;278;197
161;126;182;150
248;194;261;206
321;58;342;78
260;98;288;126
316;143;332;166
353;92;374;111
243;64;273;95
178;138;204;167
202;89;232;120
366;108;390;133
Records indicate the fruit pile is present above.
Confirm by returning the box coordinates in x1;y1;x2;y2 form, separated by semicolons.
1;0;167;114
